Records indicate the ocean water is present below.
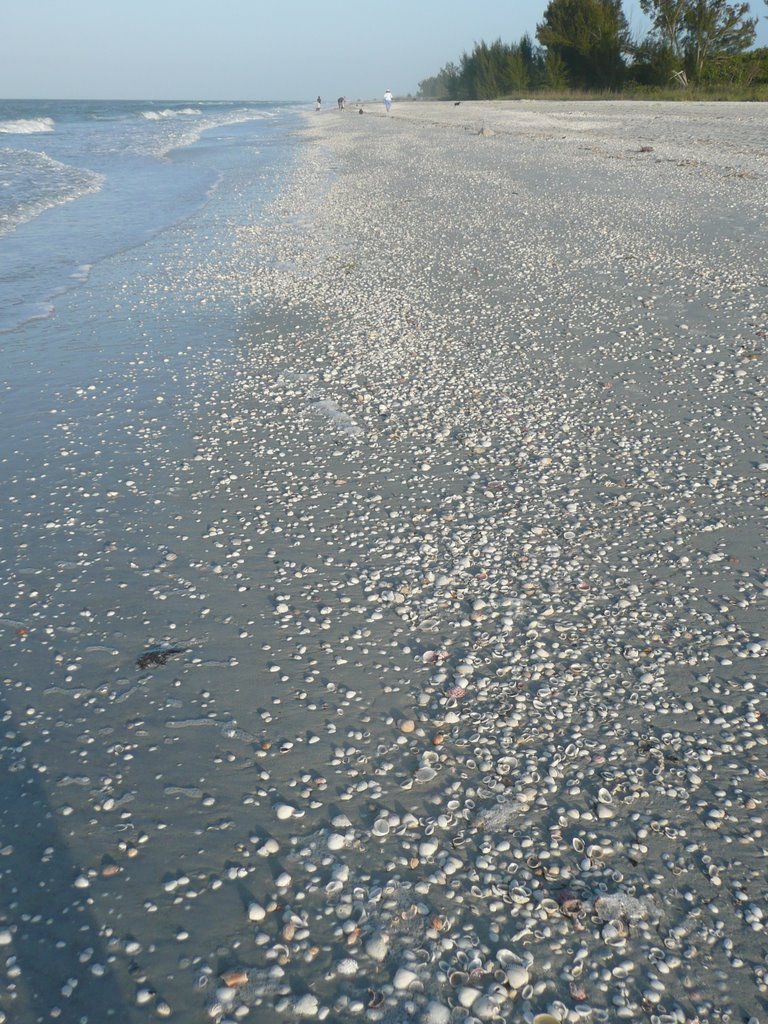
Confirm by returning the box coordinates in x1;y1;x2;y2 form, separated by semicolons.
0;98;300;331
0;97;320;1022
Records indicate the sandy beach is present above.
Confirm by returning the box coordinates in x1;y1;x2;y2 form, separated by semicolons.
1;100;767;1023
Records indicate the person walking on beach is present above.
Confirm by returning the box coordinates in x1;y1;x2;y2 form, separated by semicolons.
383;89;393;114
337;96;346;110
315;95;322;111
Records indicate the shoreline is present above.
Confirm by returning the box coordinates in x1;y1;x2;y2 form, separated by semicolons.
1;101;766;1023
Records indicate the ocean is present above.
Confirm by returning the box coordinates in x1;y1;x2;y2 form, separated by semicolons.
0;98;301;332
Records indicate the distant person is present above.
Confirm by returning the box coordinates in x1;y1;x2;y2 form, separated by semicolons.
358;106;364;114
315;96;321;111
337;96;346;110
383;89;393;114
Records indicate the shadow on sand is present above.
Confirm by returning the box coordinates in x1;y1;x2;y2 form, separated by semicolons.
0;694;134;1023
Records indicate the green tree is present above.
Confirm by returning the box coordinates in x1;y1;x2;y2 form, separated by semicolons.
537;0;631;89
543;49;571;87
417;61;461;99
639;0;688;54
507;49;530;90
682;0;757;80
520;33;548;86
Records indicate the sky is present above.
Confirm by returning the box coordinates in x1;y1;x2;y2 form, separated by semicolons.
1;0;766;101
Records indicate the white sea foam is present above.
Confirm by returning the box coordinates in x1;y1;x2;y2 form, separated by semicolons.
0;300;54;334
0;117;54;134
70;264;93;284
0;149;104;238
139;108;201;120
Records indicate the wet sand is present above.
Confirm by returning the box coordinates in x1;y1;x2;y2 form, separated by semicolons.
1;101;767;1023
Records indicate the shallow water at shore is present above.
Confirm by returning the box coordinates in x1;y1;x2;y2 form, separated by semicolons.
1;101;767;1024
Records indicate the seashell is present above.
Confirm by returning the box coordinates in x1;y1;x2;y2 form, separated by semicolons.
414;766;437;783
457;986;482;1008
367;989;384;1008
560;898;583;917
495;949;518;967
372;818;390;837
602;921;626;946
538;898;559;917
572;837;585;853
533;1016;561;1024
509;885;531;905
221;970;249;988
336;958;358;975
448;969;468;987
597;787;613;805
505;965;529;989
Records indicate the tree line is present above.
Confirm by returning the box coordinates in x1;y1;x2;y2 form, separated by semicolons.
417;0;768;98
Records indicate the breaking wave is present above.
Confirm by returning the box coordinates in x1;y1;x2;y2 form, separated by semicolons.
0;117;55;134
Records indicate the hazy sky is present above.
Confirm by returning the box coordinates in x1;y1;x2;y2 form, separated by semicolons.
1;0;766;100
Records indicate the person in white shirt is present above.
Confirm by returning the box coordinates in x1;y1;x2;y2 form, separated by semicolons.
383;90;393;113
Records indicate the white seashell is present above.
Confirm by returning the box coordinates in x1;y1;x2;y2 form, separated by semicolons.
336;958;358;975
457;986;482;1008
602;922;626;946
414;766;437;784
247;902;266;922
509;885;531;904
474;995;501;1019
274;803;297;820
364;932;389;962
419;839;439;859
293;993;319;1017
422;1002;451;1024
597;787;613;805
495;948;518;967
275;872;292;888
393;967;419;990
506;964;530;989
327;833;346;851
372;818;391;837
